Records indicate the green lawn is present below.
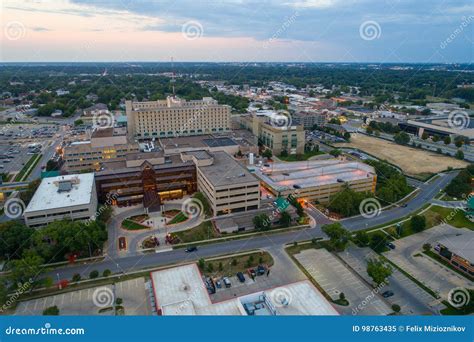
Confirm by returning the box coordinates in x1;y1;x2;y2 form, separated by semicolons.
121;219;149;230
14;154;42;182
278;150;325;162
384;205;473;239
173;221;217;243
200;251;274;277
168;211;188;225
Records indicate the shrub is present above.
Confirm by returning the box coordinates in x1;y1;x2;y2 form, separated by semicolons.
89;270;99;279
72;273;81;282
103;269;111;277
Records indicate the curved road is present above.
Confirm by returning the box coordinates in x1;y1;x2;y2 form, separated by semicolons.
51;172;457;280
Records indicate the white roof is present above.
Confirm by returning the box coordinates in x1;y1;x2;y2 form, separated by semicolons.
151;264;338;316
24;173;95;213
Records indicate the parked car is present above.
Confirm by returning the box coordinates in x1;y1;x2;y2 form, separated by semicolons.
236;272;245;283
382;291;394;298
386;242;396;250
118;237;126;250
223;277;231;288
257;265;266;275
185;246;198;253
248;268;257;278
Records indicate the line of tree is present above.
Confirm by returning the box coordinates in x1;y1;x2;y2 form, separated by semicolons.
444;165;474;198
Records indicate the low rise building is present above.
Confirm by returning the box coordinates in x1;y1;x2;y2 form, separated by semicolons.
240;111;305;155
184;151;260;216
150;263;339;316
23;173;98;228
253;159;376;203
435;231;474;277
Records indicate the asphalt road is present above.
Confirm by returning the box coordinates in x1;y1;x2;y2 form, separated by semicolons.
50;171;458;281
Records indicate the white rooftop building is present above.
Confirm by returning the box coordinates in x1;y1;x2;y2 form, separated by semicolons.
150;264;339;316
23;173;98;228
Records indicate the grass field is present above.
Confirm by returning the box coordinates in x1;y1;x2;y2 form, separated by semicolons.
200;251;274;277
14;154;42;182
121;219;149;230
173;221;217;243
167;211;188;224
335;134;468;176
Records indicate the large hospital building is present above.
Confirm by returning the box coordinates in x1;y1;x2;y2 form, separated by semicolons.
126;96;231;139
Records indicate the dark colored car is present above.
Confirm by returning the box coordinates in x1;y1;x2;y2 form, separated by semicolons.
386;242;396;250
257;265;266;275
118;237;126;250
382;291;394;298
236;272;245;283
185;246;198;253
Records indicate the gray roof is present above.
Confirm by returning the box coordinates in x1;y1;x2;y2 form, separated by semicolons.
437;231;474;262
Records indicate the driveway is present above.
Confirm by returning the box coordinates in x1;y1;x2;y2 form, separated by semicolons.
383;224;473;298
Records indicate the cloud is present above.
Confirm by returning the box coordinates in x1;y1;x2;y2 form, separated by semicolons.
31;27;51;32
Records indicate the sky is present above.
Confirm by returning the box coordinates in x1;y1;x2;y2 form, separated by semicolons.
1;0;473;63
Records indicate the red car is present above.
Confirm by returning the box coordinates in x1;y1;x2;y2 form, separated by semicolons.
118;237;127;250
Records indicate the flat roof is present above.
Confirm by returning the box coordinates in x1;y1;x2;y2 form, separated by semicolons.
150;264;338;316
159;135;238;150
437;230;474;262
198;151;258;187
24;173;95;213
254;159;375;192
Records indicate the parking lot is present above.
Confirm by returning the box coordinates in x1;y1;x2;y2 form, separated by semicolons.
294;248;392;315
339;245;442;315
383;224;473;299
15;278;151;316
0;124;59;177
209;247;307;303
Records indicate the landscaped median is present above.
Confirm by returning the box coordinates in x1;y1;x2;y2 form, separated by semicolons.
14;153;42;182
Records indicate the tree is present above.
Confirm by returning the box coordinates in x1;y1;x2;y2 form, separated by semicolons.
9;252;44;285
72;273;81;282
369;231;388;253
343;132;351;141
262;149;272;159
198;258;205;269
89;270;99;279
392;304;401;313
394;132;410;145
455;150;464;160
443;136;451;145
218;262;223;272
432;135;440;142
366;126;374;135
322;223;350;251
410;215;426;232
329;149;342;157
0;221;34;260
43;306;59;315
279;211;292;227
280;149;288;158
444;168;472;198
206;263;214;273
253;213;270;231
74;119;84;126
421;132;429;140
367;258;392;285
422;243;431;252
103;269;111;277
355;231;369;246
